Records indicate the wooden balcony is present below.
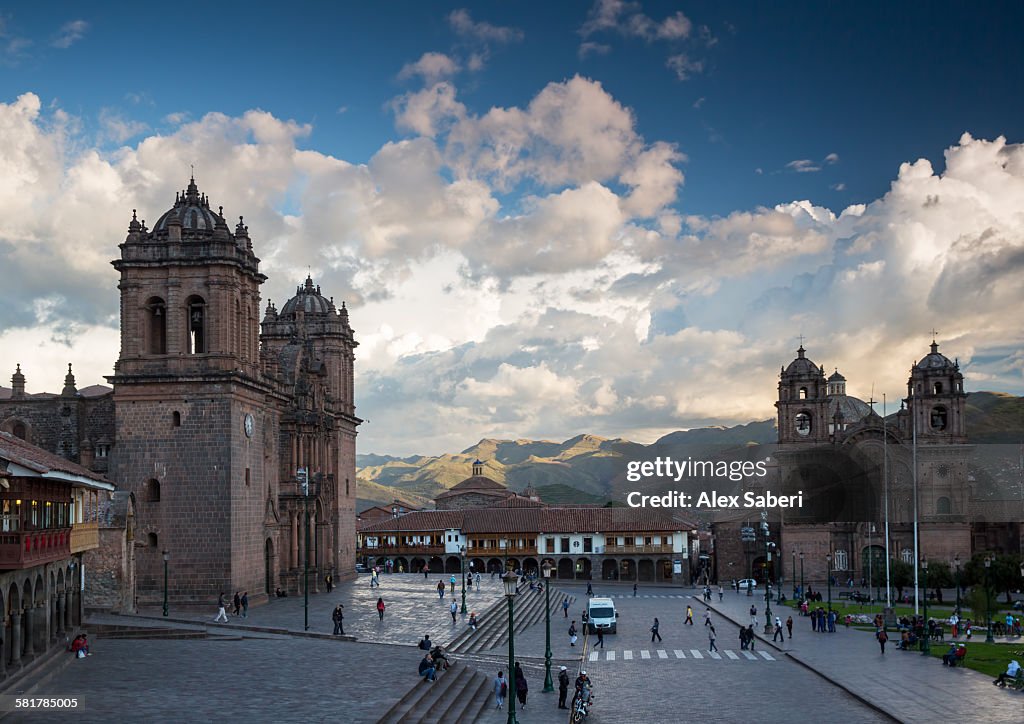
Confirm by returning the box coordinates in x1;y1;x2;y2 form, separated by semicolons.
604;544;675;555
70;521;100;553
359;543;446;556
0;528;72;569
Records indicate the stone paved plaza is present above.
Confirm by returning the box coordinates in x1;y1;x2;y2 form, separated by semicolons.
15;578;1022;723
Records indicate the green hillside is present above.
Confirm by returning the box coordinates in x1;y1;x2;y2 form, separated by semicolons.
966;392;1024;443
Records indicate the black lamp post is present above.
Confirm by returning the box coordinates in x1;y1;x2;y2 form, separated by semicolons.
764;543;774;635
984;555;994;644
792;548;797;599
799;552;804;600
460;545;467;614
542;561;554;693
826;553;833;613
953;553;961;619
920;557;930;654
502;570;520;724
299;467;311;631
162;550;170;617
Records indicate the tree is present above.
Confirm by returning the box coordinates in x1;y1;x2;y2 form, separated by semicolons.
891;559;913;599
964;553;1024;604
925;561;953;604
966;586;994;626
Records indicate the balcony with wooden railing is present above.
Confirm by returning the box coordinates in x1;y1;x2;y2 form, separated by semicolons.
604;543;675;555
358;541;447;556
0;528;72;569
70;521;100;553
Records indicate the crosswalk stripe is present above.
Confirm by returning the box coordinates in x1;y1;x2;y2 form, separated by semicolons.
674;649;685;658
624;650;633;660
758;651;775;661
742;651;757;660
709;650;722;659
689;649;703;659
657;650;668;659
589;652;598;662
606;651;615;661
640;650;651;659
725;650;739;660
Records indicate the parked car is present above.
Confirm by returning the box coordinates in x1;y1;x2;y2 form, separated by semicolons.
738;579;757;590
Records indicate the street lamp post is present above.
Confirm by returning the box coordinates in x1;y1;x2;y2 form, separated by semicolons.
792;548;797;599
826;553;833;613
953;554;961;618
502;570;520;724
764;545;774;635
984;556;994;644
920;557;930;654
162;550;170;617
299;467;311;632
541;561;554;693
460;545;467;614
799;552;804;601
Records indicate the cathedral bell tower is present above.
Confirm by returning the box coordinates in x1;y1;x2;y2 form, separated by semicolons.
905;340;967;444
776;345;830;445
108;177;279;605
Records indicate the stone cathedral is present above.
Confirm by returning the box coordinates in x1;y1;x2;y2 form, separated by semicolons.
0;178;360;606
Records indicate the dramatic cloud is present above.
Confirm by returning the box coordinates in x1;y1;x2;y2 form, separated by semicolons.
398;52;461;83
51;20;89;48
0;86;1021;456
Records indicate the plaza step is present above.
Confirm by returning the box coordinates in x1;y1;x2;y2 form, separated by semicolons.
0;628;85;706
448;588;574;655
89;624;208;640
376;660;473;724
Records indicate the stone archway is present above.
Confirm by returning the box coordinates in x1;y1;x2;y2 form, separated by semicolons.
34;573;46;652
557;558;574;579
602;559;618;580
521;558;538;576
21;579;32;659
410;557;427;574
470;558;486;572
6;583;19;668
428;556;444;573
656;559;673;582
445;556;462;574
638;559;655;582
394;557;409;573
619;559;636;581
575;558;591;580
487;558;504;574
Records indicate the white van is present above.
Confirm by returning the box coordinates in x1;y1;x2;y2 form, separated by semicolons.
587;597;617;634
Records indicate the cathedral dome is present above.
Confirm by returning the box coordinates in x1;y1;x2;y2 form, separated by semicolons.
828;369;846;382
280;276;334;317
828;394;873;423
914;341;956;371
784;346;820;376
152;177;223;235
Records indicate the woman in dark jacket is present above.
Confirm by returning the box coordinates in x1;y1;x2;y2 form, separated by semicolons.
514;661;528;708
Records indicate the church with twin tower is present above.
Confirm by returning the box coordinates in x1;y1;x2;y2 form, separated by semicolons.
107;177;360;604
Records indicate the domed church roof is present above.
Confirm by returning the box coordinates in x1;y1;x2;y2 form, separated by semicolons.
151;176;224;235
784;345;822;376
280;276;336;317
914;341;957;372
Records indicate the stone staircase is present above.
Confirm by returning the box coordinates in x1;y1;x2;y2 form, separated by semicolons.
88;623;210;640
375;661;494;724
447;587;574;655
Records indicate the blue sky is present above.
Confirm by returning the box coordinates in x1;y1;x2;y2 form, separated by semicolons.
2;2;1023;454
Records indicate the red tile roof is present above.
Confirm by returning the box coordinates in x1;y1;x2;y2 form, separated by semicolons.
0;432;113;487
359;510;465;533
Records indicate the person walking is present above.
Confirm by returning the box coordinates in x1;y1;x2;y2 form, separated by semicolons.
586;581;593;596
651;617;662;642
437;581;445;599
514;661;528;709
450;600;458;624
325;572;334;593
241;591;249;618
708;625;718;653
214;592;229;623
747;625;756;650
633;582;638;597
596;627;604;649
718;585;724;601
749;604;758;628
877;628;888;654
376;596;386;621
475;572;481;587
685;605;694;625
773;616;784;643
332;604;345;635
232;591;241;617
569;621;578;647
450;574;457;594
557;665;570;709
423;565;429;579
494;670;507;710
704;609;711;627
562;598;570;618
786;615;793;639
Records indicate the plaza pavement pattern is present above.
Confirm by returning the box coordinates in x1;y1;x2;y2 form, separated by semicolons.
19;578;1000;723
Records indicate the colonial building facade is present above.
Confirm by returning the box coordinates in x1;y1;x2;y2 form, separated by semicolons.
0;178;360;606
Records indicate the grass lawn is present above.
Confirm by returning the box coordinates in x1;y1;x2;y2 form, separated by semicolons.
784;599;1019;621
925;641;1024;678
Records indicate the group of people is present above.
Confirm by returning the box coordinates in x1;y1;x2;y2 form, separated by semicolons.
492;662;530;710
809;607;837;633
213;591;248;622
69;633;90;658
416;634;453;682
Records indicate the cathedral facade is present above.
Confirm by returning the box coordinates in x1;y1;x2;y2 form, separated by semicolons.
0;178;360;606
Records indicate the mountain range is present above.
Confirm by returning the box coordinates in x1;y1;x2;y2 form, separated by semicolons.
357;391;1024;511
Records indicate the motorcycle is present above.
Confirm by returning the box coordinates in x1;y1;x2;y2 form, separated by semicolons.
572;690;593;722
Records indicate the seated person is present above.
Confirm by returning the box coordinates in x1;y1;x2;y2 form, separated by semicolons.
71;634;90;657
899;630;910;650
993;659;1021;687
468;613;478;630
429;645;451;670
275;587;288;598
418;653;436;682
418;635;432;651
941;643;957;666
